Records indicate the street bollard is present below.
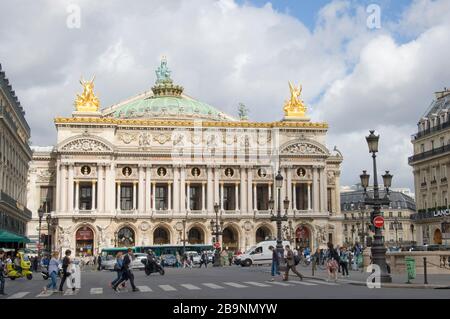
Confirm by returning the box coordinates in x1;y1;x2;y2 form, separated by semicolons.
423;257;428;285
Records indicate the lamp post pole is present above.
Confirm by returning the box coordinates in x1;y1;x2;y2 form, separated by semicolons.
37;206;44;259
410;224;415;245
360;130;393;283
182;217;187;255
212;203;222;267
270;170;288;263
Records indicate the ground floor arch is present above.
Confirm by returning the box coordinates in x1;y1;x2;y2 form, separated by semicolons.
295;225;312;250
188;226;205;244
153;225;171;244
255;225;272;243
222;225;240;251
75;225;95;257
434;228;442;244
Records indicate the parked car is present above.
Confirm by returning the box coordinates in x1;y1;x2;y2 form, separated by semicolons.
161;254;177;267
239;240;291;267
101;255;117;271
206;251;214;263
131;253;147;270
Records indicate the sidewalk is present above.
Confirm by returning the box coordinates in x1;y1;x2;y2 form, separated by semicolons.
251;265;450;289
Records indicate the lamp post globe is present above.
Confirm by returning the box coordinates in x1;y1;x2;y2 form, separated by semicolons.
366;130;379;153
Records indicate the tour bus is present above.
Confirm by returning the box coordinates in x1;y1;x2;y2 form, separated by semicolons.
237;240;291;267
135;244;213;256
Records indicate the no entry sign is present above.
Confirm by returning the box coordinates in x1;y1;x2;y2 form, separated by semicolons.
373;216;384;228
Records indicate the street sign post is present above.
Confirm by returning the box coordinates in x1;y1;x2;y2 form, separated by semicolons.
405;257;416;284
373;216;384;228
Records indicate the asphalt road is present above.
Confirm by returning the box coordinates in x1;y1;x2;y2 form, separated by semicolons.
2;265;450;299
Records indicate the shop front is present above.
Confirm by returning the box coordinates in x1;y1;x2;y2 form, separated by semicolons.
76;226;94;256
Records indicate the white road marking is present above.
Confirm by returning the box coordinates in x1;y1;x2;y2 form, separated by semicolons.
90;288;103;294
7;292;30;299
36;291;54;298
202;283;224;289
137;285;152;292
289;280;317;286
223;282;248;288
159;285;177;291
307;279;339;286
243;281;271;287
267;281;293;286
181;284;201;290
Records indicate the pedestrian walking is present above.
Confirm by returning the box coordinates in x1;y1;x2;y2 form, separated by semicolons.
326;242;339;282
311;248;320;276
42;251;60;293
221;249;228;266
269;246;280;281
175;252;181;268
67;258;81;291
228;250;233;266
199;251;208;268
97;255;102;271
283;245;303;281
59;249;72;292
0;249;6;296
339;247;349;277
112;248;138;292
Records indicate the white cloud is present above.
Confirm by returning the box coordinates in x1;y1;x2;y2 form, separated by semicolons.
0;0;448;191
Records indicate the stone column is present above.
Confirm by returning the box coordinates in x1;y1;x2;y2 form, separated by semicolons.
247;168;253;212
287;166;292;212
55;161;61;212
98;165;104;213
168;182;172;211
235;182;239;211
253;183;257;211
268;182;272;200
214;167;220;207
207;166;213;212
173;166;179;213
132;182;137;210
138;165;144;212
145;166;151;212
312;167;319;212
320;168;327;212
180;166;186;212
68;164;74;212
61;164;67;212
293;183;297;211
202;182;206;212
92;181;96;211
220;182;224;211
116;182;121;211
152;182;156;211
307;183;312;211
335;172;341;214
75;181;80;211
240;168;246;213
186;182;191;211
106;163;116;213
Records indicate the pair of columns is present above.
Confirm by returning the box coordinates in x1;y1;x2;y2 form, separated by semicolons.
292;183;312;211
219;182;240;211
185;182;206;211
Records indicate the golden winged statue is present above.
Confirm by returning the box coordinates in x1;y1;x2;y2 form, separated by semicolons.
74;75;100;112
283;81;307;118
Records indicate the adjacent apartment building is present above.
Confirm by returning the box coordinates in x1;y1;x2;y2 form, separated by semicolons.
409;88;450;245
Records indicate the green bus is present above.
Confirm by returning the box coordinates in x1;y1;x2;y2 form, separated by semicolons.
135;244;213;256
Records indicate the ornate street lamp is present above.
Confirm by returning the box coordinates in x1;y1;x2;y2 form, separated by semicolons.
271;170;288;262
360;130;393;283
182;218;187;255
37;205;44;259
212;203;222;266
392;217;400;247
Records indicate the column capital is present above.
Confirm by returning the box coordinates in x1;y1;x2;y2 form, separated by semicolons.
92;180;97;185
133;181;138;185
168;181;173;185
116;181;121;185
75;180;80;185
235;182;239;186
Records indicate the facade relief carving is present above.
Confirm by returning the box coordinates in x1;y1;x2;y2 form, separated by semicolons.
153;133;171;145
282;142;327;156
61;139;112;152
139;132;152;146
118;132;137;144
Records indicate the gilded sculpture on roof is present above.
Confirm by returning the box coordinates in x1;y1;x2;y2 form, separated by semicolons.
284;81;307;118
75;76;100;112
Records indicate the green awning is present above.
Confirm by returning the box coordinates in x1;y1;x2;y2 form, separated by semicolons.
0;230;31;243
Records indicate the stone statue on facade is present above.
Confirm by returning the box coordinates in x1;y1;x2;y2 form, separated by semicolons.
238;103;249;121
155;57;172;84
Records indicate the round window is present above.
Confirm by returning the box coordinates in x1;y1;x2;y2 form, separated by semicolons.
191;167;201;177
81;165;91;175
297;168;306;177
122;167;132;177
224;168;234;177
157;167;167;177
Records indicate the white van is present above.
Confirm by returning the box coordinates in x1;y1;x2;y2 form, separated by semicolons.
239;240;291;267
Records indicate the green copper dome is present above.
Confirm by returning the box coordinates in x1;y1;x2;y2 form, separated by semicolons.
103;58;236;121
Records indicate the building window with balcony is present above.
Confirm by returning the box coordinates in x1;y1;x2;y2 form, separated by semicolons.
256;185;268;210
431;140;435;150
420;144;425;153
155;185;168;210
223;185;236;210
120;185;133;210
79;184;92;210
189;185;202;210
398;211;402;218
389;212;393;218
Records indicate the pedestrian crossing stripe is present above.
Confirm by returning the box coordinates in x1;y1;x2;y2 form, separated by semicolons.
90;288;103;294
36;291;54;298
267;281;293;286
181;284;201;290
137;285;152;292
7;292;30;299
289;280;317;286
307;279;338;286
223;282;248;288
243;281;271;287
202;283;224;289
64;289;80;295
159;285;177;291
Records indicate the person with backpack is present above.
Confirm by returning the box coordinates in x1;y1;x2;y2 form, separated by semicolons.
283;245;303;281
59;250;72;292
326;242;340;282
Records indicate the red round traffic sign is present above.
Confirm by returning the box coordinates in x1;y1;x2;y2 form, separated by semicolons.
373;216;384;228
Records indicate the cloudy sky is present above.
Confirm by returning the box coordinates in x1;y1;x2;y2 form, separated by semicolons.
1;0;449;191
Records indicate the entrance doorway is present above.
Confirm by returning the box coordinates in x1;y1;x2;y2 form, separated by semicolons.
76;226;94;257
295;225;311;250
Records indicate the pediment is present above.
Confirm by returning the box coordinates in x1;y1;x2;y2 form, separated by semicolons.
281;141;328;156
59;137;113;153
